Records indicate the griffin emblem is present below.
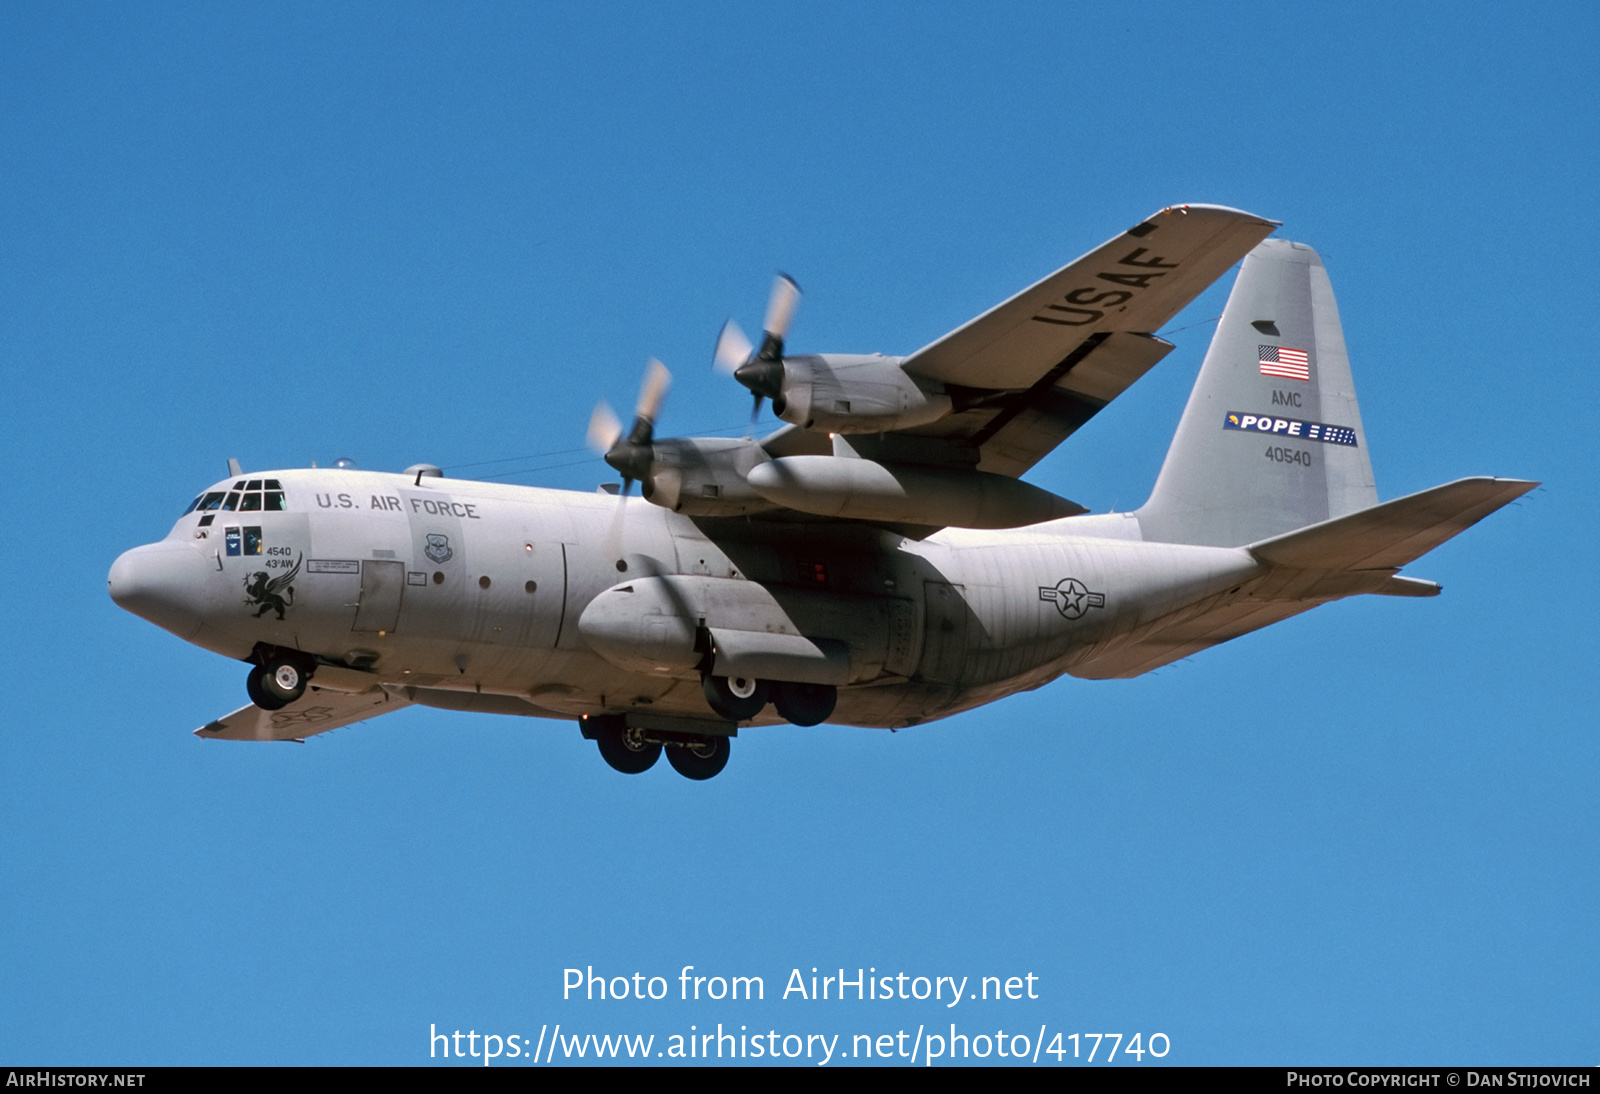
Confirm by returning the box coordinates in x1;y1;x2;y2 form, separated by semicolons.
244;554;302;619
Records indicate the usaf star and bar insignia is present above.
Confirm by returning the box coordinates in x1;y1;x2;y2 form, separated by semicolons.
1039;578;1106;620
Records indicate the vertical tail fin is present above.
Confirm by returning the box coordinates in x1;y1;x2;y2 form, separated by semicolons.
1136;238;1378;547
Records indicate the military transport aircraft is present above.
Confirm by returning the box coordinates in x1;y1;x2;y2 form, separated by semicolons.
108;205;1535;779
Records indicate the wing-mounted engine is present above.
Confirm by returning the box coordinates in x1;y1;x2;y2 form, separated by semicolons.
745;446;1085;528
585;279;1085;529
587;360;780;518
641;435;776;516
758;354;953;434
713;276;956;434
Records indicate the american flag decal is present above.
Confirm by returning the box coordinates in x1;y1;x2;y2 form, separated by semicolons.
1259;344;1311;381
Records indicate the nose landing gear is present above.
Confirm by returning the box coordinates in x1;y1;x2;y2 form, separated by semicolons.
245;652;313;711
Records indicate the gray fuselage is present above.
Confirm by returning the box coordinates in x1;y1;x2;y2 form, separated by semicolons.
116;467;1262;729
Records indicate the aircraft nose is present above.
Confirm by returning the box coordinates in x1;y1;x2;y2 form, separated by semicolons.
108;542;210;639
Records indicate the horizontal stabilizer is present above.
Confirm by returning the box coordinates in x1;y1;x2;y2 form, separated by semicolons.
1070;480;1531;680
1248;477;1538;572
195;686;410;742
1375;575;1441;597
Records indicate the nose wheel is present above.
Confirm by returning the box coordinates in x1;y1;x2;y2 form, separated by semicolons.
246;656;311;711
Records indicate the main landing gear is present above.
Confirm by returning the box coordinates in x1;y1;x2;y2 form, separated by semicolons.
666;735;729;780
583;715;732;780
593;721;661;774
702;674;837;726
701;674;768;721
583;672;840;779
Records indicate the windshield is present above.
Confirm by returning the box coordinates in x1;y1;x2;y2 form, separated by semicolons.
182;480;286;516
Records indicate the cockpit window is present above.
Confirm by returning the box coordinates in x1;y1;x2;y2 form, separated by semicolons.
233;481;245;491
185;485;286;518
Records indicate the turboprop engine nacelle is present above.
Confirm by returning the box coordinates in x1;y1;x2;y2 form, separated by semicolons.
773;355;954;434
746;455;1086;529
642;436;777;516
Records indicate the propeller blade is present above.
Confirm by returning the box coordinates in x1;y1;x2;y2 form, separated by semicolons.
635;358;671;425
587;402;623;454
603;480;632;558
719;274;798;411
763;274;801;342
713;320;754;374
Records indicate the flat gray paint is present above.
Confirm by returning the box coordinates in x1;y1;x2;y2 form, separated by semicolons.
107;224;1535;767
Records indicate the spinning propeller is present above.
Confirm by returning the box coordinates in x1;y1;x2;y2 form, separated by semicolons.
713;274;801;420
588;358;672;496
587;359;671;552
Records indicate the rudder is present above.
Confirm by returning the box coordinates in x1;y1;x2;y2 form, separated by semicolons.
1136;238;1378;547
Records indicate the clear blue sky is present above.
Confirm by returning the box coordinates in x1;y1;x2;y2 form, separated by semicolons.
2;1;1594;1066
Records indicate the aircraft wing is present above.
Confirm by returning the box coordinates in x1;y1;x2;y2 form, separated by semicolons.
893;204;1279;477
195;686;411;742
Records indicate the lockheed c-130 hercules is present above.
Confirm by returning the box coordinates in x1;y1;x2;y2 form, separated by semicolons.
108;205;1535;779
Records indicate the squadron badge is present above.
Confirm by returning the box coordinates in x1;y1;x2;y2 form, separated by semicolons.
424;534;454;564
244;554;302;620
